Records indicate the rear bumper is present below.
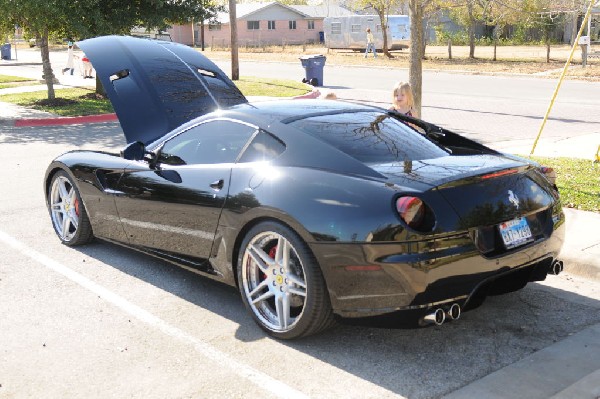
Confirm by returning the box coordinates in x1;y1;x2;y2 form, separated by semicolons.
312;212;565;318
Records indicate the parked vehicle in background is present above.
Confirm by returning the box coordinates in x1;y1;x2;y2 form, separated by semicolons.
323;15;410;51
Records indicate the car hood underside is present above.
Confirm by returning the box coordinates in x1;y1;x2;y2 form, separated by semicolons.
78;35;247;145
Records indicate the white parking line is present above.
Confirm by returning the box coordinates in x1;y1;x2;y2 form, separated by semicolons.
0;229;310;399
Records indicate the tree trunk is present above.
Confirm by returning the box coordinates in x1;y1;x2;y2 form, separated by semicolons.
201;20;205;51
39;28;55;100
546;41;550;63
95;76;105;96
229;0;239;80
570;1;578;45
468;1;475;59
409;0;423;118
377;10;391;58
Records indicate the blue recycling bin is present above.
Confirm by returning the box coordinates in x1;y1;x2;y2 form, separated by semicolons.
299;54;326;87
1;43;11;60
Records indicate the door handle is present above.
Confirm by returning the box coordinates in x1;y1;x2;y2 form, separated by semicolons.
210;179;224;191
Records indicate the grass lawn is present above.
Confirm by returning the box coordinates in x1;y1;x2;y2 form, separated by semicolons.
0;87;114;116
0;75;312;116
0;74;38;89
530;156;600;213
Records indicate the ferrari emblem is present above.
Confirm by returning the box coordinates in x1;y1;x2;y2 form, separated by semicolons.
508;190;519;209
275;275;284;285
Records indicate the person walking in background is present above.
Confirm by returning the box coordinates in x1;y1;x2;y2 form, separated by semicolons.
61;44;78;75
390;81;415;117
364;28;376;58
81;54;93;78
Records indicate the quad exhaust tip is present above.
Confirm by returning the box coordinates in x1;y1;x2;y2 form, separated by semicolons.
549;259;564;275
423;308;446;325
423;304;461;326
447;303;461;320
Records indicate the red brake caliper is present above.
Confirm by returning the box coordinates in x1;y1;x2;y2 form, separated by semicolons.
74;198;80;217
262;245;277;280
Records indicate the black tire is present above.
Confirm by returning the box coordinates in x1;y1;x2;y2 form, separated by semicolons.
237;221;335;339
301;78;307;83
309;78;318;86
47;170;94;246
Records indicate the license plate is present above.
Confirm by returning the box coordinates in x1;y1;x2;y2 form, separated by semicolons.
499;217;533;249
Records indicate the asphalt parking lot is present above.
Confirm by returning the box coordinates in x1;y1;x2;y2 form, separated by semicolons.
1;121;599;398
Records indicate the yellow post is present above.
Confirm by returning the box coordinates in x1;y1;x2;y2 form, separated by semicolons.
530;0;596;156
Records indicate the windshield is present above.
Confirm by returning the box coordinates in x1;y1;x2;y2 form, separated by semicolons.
288;112;448;163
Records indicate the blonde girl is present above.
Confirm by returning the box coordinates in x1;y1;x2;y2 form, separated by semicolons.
390;81;415;117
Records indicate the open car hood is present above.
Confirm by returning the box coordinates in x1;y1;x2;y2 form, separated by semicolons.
78;35;247;145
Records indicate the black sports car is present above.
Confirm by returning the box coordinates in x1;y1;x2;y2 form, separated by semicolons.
45;36;565;339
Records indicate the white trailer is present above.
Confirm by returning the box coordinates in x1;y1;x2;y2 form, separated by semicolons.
323;15;410;51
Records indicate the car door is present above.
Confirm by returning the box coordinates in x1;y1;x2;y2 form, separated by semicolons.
113;119;257;261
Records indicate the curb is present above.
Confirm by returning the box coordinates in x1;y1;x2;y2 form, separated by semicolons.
11;113;117;127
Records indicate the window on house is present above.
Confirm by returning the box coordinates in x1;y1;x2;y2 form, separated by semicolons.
247;21;260;30
351;24;361;33
289;20;296;30
376;25;382;33
268;20;276;30
208;23;221;31
307;20;315;30
331;22;341;34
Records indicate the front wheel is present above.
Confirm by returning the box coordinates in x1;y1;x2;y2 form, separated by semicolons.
238;222;335;339
47;170;94;246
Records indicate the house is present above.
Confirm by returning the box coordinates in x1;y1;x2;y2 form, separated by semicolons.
167;1;355;48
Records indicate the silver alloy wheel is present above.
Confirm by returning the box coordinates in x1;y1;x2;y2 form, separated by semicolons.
241;231;308;333
49;175;80;242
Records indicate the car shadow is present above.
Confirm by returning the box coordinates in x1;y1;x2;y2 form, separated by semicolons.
74;239;600;399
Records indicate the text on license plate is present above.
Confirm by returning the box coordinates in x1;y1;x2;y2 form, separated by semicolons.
499;217;533;249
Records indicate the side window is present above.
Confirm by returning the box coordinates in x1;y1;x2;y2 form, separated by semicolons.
331;22;341;34
159;120;257;165
238;130;286;163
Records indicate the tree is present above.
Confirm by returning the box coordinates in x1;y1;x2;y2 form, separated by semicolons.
408;0;443;117
408;0;424;117
444;0;484;58
229;0;239;80
0;0;222;99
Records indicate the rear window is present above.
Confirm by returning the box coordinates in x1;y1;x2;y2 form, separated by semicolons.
288;112;448;163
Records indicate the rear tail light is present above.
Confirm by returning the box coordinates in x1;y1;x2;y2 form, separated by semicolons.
396;196;426;229
539;166;557;186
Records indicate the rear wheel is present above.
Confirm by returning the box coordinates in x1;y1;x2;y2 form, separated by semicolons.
238;222;335;339
48;170;93;246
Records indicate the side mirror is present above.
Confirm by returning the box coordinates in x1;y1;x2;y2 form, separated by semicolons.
121;141;146;161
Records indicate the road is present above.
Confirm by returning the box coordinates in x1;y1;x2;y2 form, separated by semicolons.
3;48;600;153
215;59;600;150
1;114;600;399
